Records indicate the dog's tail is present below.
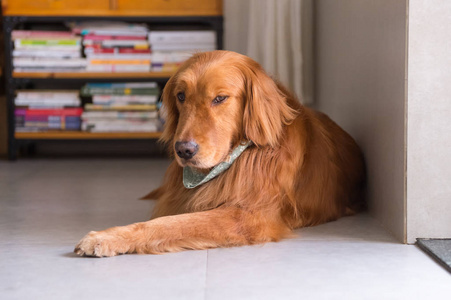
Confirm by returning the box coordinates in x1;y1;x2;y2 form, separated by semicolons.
139;187;164;200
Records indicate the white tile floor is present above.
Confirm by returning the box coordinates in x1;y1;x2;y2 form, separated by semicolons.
1;159;450;300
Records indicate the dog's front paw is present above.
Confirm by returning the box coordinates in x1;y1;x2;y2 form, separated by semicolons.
74;230;130;257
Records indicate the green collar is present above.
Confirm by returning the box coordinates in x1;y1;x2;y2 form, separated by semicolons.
183;141;252;189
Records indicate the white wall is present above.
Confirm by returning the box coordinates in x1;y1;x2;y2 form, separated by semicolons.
314;0;408;242
225;0;451;243
406;0;451;243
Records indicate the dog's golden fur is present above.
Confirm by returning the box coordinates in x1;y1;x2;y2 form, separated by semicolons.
75;50;365;257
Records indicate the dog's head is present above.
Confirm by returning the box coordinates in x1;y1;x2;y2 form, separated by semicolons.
161;50;298;170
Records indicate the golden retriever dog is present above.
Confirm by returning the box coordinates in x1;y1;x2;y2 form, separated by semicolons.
75;50;365;257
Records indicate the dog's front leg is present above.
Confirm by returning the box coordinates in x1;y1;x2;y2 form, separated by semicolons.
74;206;289;257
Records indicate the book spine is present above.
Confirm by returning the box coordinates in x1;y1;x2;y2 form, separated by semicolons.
13;58;87;67
84;44;150;51
13;45;81;51
15;39;80;47
15;109;27;115
12;30;77;39
151;62;184;72
119;48;151;54
81;87;158;96
150;44;215;51
25;108;83;116
82;111;158;119
92;95;157;104
86;54;152;60
86;82;157;89
83;40;149;47
85;104;157;111
15;68;86;73
15;100;81;107
22;116;82;130
86;65;151;72
16;90;80;99
148;31;216;44
84;34;147;41
88;59;151;65
84;47;151;54
13;50;81;58
15;115;25;127
80;29;148;37
84;47;115;54
82;122;159;133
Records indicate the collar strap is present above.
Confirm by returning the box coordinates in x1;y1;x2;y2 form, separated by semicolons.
183;141;252;189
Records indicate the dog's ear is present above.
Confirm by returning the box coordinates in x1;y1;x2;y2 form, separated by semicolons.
160;74;178;147
242;64;298;148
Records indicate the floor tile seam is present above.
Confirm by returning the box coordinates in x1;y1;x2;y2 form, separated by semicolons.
280;238;399;243
203;250;209;300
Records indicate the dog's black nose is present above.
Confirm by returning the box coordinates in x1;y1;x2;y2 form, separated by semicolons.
175;141;199;160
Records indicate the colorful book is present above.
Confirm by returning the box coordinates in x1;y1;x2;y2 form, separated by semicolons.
15;99;81;106
82;111;158;119
92;95;158;104
84;104;157;111
84;47;151;54
13;45;81;51
81;86;158;96
84;43;150;50
12;30;77;39
86;65;151;72
83;39;149;48
15;108;82;130
148;31;216;44
70;21;149;36
85;82;157;89
14;38;81;47
70;20;146;29
86;54;152;59
80;29;148;37
84;34;147;41
15;67;86;73
15;91;81;106
151;51;194;65
24;108;83;116
23;118;81;130
82;120;160;132
16;90;80;99
13;58;87;68
151;62;185;72
88;59;150;65
13;49;81;58
150;43;215;51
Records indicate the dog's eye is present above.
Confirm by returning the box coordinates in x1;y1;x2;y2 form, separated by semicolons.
177;92;185;103
213;95;228;105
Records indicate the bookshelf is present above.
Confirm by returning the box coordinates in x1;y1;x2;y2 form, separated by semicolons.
2;1;223;160
15;131;162;140
12;71;175;79
2;0;222;17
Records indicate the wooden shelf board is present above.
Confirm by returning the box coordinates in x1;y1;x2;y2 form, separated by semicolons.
3;10;222;17
13;71;174;79
15;131;162;140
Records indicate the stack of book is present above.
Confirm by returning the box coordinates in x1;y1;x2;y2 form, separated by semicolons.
71;21;151;72
148;30;216;72
15;90;82;131
81;82;161;132
12;30;86;72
